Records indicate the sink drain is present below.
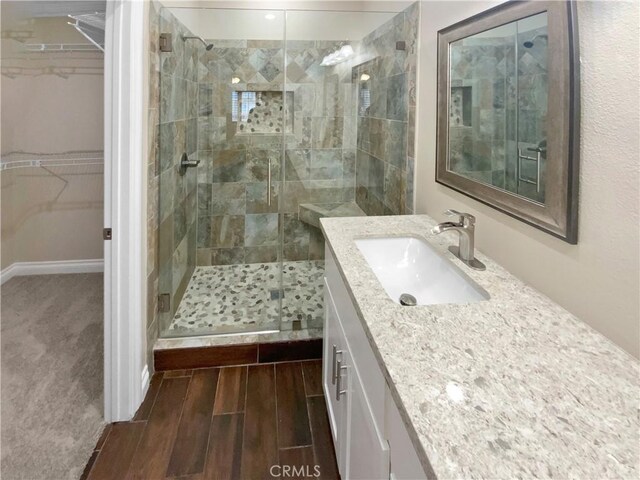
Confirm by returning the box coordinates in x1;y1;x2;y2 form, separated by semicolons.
399;293;417;306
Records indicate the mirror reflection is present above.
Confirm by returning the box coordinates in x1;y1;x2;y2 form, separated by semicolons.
447;12;548;203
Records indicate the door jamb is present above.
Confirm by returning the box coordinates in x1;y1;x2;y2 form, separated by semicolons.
103;0;148;423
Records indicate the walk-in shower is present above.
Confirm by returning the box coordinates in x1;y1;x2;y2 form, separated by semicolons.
153;3;419;342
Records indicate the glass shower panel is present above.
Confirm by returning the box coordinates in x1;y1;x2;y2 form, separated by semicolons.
158;8;286;337
280;9;414;333
156;5;418;339
157;7;200;337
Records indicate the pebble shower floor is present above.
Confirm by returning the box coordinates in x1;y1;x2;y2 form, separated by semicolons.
168;260;324;336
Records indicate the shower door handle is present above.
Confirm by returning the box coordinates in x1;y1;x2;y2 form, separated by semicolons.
517;148;542;193
267;159;272;206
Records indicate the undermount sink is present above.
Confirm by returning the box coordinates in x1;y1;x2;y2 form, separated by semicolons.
355;236;490;306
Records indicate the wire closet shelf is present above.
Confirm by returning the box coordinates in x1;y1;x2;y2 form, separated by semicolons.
0;151;104;171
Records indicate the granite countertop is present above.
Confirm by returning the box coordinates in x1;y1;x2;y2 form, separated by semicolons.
320;214;639;480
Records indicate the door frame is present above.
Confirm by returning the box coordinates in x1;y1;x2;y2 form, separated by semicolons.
103;0;148;423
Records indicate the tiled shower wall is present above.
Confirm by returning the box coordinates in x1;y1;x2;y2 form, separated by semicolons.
160;9;199;331
145;4;419;345
195;39;357;265
146;0;161;370
353;2;419;216
449;39;513;187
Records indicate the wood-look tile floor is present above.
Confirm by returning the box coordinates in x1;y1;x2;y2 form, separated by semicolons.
82;360;339;480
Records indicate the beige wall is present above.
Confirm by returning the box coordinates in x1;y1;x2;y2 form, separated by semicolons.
416;1;640;357
1;12;104;270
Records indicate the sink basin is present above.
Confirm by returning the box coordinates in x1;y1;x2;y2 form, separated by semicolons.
355;236;490;306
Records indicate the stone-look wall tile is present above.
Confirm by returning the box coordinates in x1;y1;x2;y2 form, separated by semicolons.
246;149;281;182
285;149;311;181
406;155;415;212
197;215;211;248
246;182;279;214
172;234;188;293
386;73;409;121
210;182;246;215
211;215;245;248
310;149;343;180
245;246;279;264
311;117;344;148
151;5;202;336
211;247;245;266
352;2;419;217
186;117;198;157
408;106;416;158
196;248;211;266
343;149;356;186
309;228;325;260
192;36;374;264
283;243;309;262
198;83;213;116
198;182;211;215
159;122;175;173
173;198;187;247
283;213;310;246
159;168;174;222
383;163;405;214
385;120;407;169
245;213;278;246
212;150;247;183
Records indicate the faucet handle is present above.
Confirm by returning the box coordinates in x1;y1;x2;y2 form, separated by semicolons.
444;209;475;226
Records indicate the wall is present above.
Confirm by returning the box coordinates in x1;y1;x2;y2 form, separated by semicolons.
195;37;356;267
145;0;161;373
158;8;199;333
1;11;104;272
416;1;640;357
353;2;419;215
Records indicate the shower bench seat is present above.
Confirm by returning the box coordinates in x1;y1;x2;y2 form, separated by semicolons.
298;202;366;229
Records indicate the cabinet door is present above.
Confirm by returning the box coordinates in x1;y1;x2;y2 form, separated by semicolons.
323;279;345;465
385;388;427;479
346;367;390;480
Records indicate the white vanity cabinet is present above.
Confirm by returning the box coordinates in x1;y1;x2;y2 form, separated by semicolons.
323;247;427;480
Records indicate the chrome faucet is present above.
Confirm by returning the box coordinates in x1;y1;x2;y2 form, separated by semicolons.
432;210;486;271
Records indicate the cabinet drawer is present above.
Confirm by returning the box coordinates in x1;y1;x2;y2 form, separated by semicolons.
325;246;386;431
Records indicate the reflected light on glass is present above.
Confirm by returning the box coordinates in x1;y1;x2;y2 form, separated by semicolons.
320;44;354;66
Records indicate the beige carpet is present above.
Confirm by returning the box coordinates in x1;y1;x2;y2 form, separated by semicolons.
1;273;105;480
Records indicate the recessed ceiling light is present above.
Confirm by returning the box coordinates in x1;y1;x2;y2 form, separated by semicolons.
265;13;276;20
231;77;240;84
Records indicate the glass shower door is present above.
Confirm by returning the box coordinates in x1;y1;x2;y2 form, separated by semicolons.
158;7;286;337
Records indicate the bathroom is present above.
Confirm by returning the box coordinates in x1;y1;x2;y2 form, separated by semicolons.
0;1;638;479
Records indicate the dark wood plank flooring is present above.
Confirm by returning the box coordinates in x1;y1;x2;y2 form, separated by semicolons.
83;360;338;480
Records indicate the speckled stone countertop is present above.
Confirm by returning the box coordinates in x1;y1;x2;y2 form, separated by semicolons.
320;214;639;480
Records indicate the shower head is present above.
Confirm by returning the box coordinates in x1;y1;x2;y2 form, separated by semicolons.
182;35;213;51
523;33;548;49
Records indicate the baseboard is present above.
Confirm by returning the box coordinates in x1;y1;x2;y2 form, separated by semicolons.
0;259;104;285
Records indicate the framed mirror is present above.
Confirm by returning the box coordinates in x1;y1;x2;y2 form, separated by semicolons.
436;1;580;243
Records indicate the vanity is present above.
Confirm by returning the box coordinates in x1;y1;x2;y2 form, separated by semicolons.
320;214;639;480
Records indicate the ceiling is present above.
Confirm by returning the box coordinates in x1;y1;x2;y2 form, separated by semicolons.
11;1;106;18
